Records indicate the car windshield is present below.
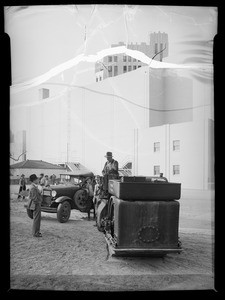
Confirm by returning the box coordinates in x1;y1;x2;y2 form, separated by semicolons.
60;175;82;184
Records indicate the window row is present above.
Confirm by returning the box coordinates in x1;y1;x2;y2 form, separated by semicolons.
123;65;141;73
154;140;180;152
107;55;141;63
154;165;180;176
104;65;142;79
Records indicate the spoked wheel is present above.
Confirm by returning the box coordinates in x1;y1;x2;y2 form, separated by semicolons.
74;189;92;213
57;201;71;223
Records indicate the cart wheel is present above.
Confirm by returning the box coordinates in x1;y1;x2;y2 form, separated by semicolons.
96;217;105;232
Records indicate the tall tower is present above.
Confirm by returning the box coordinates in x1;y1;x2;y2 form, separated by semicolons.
149;32;169;61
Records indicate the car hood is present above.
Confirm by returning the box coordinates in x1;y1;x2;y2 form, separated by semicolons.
49;184;80;198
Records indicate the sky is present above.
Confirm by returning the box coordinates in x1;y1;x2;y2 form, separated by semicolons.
5;5;218;87
7;4;217;178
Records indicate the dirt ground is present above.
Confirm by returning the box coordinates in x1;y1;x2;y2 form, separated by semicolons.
9;185;215;291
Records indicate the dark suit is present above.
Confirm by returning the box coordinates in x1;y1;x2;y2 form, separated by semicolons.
28;183;43;236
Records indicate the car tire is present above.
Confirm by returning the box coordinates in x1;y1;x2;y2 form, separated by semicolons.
57;201;71;223
74;190;93;213
26;208;33;219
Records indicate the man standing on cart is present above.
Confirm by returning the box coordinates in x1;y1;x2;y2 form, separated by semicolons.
102;152;119;196
102;152;119;178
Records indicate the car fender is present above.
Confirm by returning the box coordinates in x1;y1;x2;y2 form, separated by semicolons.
55;196;74;207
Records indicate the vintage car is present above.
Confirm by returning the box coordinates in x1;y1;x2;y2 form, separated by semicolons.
24;171;95;223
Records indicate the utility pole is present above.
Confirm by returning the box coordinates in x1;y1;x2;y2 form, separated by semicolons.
66;90;71;163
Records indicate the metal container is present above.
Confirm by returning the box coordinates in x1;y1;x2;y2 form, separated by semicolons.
110;197;181;255
108;180;181;201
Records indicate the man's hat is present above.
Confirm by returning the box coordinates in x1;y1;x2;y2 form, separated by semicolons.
29;174;38;182
104;151;113;158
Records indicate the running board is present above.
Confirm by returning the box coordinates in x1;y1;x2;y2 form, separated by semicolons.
24;204;57;213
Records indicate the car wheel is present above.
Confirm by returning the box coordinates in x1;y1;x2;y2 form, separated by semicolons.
26;208;33;219
74;190;92;213
57;201;71;223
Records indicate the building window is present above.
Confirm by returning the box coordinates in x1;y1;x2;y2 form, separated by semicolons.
99;76;102;81
155;44;158;54
114;56;118;62
160;43;163;61
108;56;112;62
133;58;137;62
154;142;160;152
154;165;160;175
114;66;118;76
96;78;98;82
123;55;127;62
133;66;137;70
123;66;127;73
128;56;131;62
173;140;180;151
108;66;112;77
128;65;132;72
173;165;180;175
138;65;141;68
39;88;49;100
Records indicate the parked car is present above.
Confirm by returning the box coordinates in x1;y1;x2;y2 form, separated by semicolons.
24;171;95;223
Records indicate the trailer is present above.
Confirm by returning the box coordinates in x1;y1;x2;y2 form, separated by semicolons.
95;175;182;257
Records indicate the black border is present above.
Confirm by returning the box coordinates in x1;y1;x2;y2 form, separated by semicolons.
1;0;224;296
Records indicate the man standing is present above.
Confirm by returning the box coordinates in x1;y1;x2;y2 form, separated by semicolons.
17;174;26;199
39;173;45;187
44;175;50;187
27;174;43;237
102;152;119;178
93;175;102;210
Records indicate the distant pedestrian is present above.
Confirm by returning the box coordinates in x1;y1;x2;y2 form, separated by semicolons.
85;177;94;197
17;174;26;199
51;174;56;185
44;175;50;187
85;177;95;220
27;174;43;237
93;175;101;209
39;173;45;186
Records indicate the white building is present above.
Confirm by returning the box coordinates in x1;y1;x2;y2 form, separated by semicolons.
10;64;214;190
